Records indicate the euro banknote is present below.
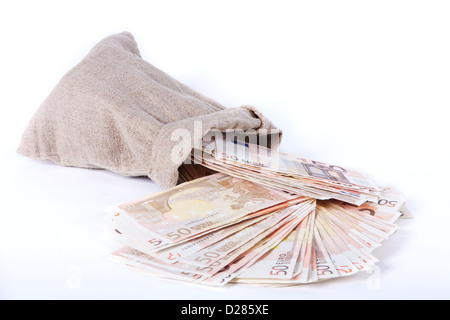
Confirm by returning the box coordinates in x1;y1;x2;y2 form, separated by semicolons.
191;137;384;206
105;171;408;286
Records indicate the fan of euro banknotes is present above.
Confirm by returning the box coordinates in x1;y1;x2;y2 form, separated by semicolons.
104;136;411;286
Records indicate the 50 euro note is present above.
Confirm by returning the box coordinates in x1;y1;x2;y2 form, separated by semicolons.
194;137;383;205
234;207;314;280
107;195;403;287
105;173;299;253
193;205;309;281
178;203;307;269
149;196;309;264
232;195;401;286
109;246;206;283
234;206;318;285
375;188;412;219
202;208;311;286
104;138;409;287
226;139;378;189
109;203;312;286
213;137;380;190
149;213;271;264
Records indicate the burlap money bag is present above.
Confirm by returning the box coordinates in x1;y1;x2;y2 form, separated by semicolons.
17;32;281;188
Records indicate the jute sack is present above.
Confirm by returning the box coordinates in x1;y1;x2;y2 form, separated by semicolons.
17;32;281;188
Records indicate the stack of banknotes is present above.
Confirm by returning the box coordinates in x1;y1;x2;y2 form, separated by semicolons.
192;138;383;206
104;138;410;286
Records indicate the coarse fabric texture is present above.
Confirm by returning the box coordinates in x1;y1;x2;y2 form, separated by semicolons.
17;32;281;188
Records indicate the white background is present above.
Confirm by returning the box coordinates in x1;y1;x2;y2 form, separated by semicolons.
1;1;449;300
